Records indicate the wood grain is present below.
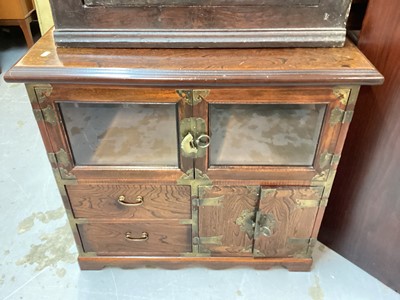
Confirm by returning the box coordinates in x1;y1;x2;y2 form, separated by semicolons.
78;256;313;271
4;31;383;86
198;186;259;256
254;187;322;257
79;221;192;255
193;86;348;181
67;184;191;220
49;0;351;47
319;0;400;292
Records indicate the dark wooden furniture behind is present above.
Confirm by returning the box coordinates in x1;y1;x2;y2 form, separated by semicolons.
49;0;353;48
319;0;400;292
5;31;382;271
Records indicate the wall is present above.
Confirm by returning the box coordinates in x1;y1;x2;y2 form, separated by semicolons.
319;0;400;292
34;0;54;35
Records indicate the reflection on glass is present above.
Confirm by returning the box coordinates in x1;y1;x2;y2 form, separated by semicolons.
209;104;326;166
59;103;178;166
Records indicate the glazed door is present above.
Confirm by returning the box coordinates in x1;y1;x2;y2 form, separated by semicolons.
38;86;192;180
193;87;349;184
197;185;323;257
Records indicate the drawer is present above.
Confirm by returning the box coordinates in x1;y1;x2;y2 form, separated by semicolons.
78;222;192;256
67;184;191;220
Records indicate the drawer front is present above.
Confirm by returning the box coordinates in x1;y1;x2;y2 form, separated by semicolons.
67;185;191;220
78;222;192;255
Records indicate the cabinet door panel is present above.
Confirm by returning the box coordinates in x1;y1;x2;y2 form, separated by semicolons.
193;87;346;184
198;186;259;256
253;186;323;257
38;86;192;181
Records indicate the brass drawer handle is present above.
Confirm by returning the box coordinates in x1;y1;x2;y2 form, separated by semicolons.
117;195;144;206
125;231;149;242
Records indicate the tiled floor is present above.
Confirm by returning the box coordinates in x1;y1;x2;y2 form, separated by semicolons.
0;31;399;300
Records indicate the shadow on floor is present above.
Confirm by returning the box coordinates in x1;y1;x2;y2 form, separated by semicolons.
0;21;41;74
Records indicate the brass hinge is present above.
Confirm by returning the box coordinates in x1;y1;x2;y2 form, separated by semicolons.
288;238;317;258
48;148;72;168
194;195;224;207
177;89;209;106
330;108;354;125
42;105;57;125
33;109;44;122
295;198;328;208
48;148;76;180
319;152;341;170
199;236;223;245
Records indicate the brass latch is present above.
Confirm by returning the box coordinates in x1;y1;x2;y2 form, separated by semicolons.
180;118;210;158
181;132;210;156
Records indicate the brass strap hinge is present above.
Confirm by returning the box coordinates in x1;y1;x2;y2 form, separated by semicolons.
177;89;209;106
288;238;317;257
41;106;57;125
194;195;224;207
295;198;328;208
33;109;44;122
330;108;354;125
48;148;76;180
199;236;223;245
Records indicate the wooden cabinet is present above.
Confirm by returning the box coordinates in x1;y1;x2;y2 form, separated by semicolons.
0;0;35;47
49;0;352;48
4;31;383;271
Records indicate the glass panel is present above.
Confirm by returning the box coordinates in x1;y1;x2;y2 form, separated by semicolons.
59;102;178;166
209;104;326;166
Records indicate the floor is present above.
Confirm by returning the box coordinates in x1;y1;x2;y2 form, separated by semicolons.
0;29;399;300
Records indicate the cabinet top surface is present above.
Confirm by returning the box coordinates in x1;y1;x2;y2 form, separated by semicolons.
5;30;383;87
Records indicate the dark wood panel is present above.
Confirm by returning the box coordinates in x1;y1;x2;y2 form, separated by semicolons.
67;184;191;220
198;186;259;256
79;221;192;255
254;187;322;257
78;256;313;271
319;0;400;292
4;31;383;86
85;0;320;7
49;0;350;47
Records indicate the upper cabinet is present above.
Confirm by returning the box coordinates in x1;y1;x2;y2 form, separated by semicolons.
49;0;353;48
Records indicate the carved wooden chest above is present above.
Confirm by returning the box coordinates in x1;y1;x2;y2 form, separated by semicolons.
5;32;382;270
50;0;353;48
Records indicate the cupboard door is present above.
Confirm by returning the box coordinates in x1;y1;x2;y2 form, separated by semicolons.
37;86;192;180
253;186;323;258
192;87;347;183
198;186;259;256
